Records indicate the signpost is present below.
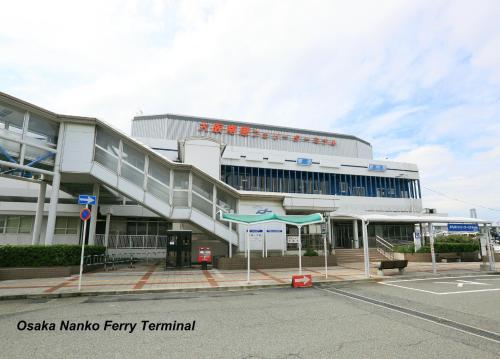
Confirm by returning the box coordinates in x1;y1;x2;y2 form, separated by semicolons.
78;195;94;291
78;195;96;206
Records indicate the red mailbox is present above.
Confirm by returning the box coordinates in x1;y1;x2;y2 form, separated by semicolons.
198;247;212;269
291;274;312;288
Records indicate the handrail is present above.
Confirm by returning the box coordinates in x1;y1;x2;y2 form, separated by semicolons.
95;234;169;249
375;235;394;260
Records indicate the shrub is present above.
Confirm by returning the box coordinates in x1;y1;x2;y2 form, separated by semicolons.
416;246;431;253
304;248;318;256
435;234;476;243
394;244;415;253
434;242;479;253
414;243;479;253
0;245;105;267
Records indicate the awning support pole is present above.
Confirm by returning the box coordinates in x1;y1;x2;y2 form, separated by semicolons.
362;220;370;278
246;226;250;283
324;225;328;279
298;225;302;275
429;222;437;274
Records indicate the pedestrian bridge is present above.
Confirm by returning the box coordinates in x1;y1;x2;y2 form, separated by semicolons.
0;92;240;248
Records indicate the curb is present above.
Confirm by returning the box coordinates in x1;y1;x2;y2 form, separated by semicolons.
1;271;497;301
0;277;378;301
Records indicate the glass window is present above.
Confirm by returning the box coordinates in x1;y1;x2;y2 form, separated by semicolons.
55;217;79;235
192;174;213;200
0;104;25;137
27;113;59;145
5;216;20;233
217;189;236;212
149;160;170;186
95;127;120;156
122;142;145;170
173;171;189;189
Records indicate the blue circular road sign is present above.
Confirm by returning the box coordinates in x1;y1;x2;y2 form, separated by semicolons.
80;208;91;221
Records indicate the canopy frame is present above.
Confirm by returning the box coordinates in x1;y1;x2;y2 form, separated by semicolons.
218;212;325;283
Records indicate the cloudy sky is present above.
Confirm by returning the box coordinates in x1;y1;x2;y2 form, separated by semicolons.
1;0;499;222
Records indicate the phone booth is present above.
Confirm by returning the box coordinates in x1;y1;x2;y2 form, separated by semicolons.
165;230;192;269
197;247;212;270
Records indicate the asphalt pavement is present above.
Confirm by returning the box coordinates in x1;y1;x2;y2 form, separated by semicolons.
0;274;499;358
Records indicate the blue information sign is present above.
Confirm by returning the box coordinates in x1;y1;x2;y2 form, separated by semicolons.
297;158;313;166
78;195;97;205
368;164;386;172
447;223;479;232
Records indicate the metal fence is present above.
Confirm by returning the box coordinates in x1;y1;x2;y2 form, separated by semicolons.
95;234;168;249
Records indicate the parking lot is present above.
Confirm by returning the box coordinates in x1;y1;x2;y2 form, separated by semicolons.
0;274;498;358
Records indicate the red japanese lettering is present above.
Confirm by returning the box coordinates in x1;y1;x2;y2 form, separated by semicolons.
212;123;223;133
240;127;250;136
226;124;237;135
199;122;209;132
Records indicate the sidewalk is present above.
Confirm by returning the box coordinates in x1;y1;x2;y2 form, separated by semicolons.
0;261;487;300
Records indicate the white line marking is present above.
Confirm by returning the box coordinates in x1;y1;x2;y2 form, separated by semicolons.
383;274;497;283
437;288;500;295
456;280;490;285
318;287;500;344
380;282;440;294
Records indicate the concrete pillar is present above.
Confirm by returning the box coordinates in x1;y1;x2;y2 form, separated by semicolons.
353;219;359;249
44;123;64;245
45;172;60;245
88;183;100;245
32;181;47;245
104;213;111;249
331;220;336;252
429;222;437;274
361;220;370;278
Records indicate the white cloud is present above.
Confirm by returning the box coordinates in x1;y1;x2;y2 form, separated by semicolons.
1;0;500;220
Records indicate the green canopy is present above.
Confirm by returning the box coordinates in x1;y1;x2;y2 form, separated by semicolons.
220;212;323;226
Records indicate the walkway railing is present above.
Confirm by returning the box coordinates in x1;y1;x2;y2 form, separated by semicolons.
375;235;394;260
95;234;168;249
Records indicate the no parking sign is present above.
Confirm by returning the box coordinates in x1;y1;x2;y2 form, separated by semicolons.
80;208;91;221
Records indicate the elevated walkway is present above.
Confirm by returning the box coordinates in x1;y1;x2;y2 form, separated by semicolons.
0;92;242;247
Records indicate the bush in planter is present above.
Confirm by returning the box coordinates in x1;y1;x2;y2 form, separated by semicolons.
304;248;318;256
415;243;479;253
394;244;415;253
434;242;479;253
0;245;106;267
435;234;476;243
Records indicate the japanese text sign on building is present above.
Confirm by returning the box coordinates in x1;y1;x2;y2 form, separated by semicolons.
447;223;480;232
198;122;337;146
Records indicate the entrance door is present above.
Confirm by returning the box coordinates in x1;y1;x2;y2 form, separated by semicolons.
334;222;353;248
165;231;192;269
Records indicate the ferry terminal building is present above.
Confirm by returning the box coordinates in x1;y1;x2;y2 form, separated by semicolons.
0;91;489;268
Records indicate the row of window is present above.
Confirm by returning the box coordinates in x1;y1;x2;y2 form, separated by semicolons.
0;216;78;235
221;165;421;199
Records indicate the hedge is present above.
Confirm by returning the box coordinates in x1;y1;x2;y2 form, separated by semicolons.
416;243;479;253
395;242;479;253
434;234;476;243
0;245;106;267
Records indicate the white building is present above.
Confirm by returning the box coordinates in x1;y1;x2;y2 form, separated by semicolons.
0;91;429;262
